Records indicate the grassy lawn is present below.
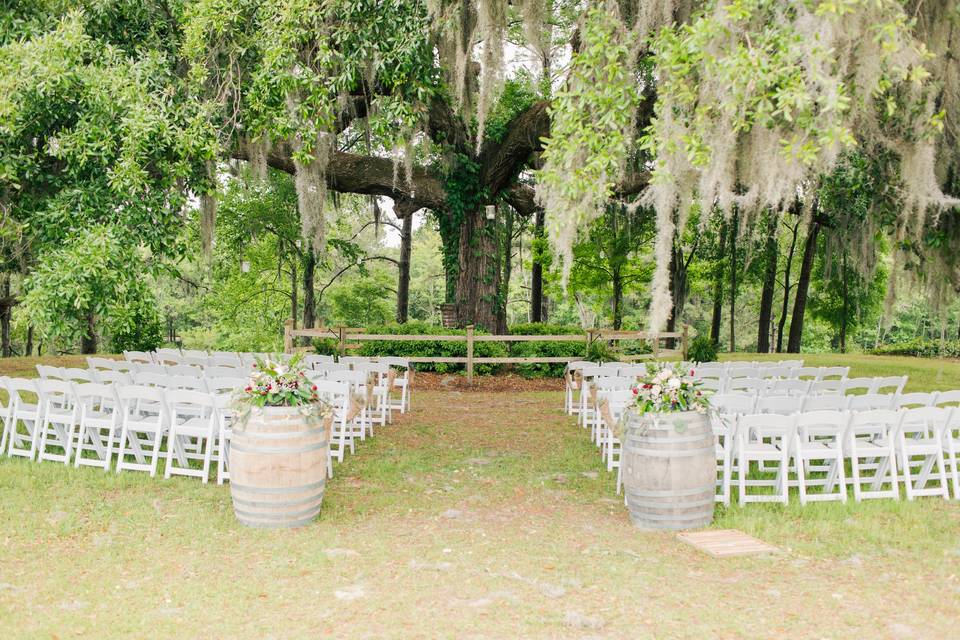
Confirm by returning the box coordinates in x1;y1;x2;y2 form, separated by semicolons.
1;354;959;638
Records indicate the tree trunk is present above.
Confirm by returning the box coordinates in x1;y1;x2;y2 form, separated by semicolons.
455;209;502;332
290;256;298;330
710;221;726;345
81;312;97;354
787;212;821;353
611;268;624;330
840;253;849;353
1;275;11;358
729;210;737;352
667;241;692;346
757;214;778;353
497;206;514;331
776;218;800;353
26;326;33;357
302;246;316;332
530;208;545;323
396;213;413;323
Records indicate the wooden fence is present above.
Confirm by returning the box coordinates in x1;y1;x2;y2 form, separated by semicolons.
283;320;689;384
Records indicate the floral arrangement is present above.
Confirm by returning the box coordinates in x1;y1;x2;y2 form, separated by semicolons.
631;362;709;415
239;352;322;408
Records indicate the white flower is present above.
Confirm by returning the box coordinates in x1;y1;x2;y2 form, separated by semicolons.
667;377;681;389
651;384;662;397
275;365;287;376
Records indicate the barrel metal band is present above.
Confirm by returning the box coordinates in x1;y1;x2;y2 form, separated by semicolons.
627;433;712;445
231;492;324;510
627;486;715;498
233;503;322;521
237;512;321;529
627;496;717;511
233;427;329;440
230;441;329;455
624;446;715;457
229;479;327;495
628;508;714;522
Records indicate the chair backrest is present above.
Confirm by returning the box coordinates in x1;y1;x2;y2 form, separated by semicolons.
737;412;797;441
133;363;167;375
209;355;242;368
379;356;411;370
92;370;131;385
801;394;850;412
794;366;821;380
691;362;725;379
156;347;182;358
848;393;895;411
872;376;907;394
934;390;960;407
565;361;595;373
304;354;337;369
60;367;93;383
616;364;648;378
205;377;246;394
726;366;759;379
843;377;876;395
206;365;244;379
327;370;369;387
339;356;375;364
115;384;166;411
167;364;201;377
165;389;216;421
759;365;791;379
847;409;900;440
769;379;811;396
809;379;845;395
181;349;208;359
87;357;117;370
313;363;351;377
167;375;207;391
796;410;848;441
111;360;134;372
778;359;803;369
594;376;634;393
37;378;76;408
124;350;154;363
73;382;118;411
897;406;950;440
352;362;390;375
893;392;935;409
132;372;170;388
818;366;849;380
708;393;757;415
697;377;722;393
579;366;607;384
36;365;64;380
755;395;803;415
726;377;767;393
599;389;634;425
6;377;38;404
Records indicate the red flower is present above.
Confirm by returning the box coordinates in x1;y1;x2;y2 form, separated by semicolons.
252;363;258;369
690;369;695;376
244;386;252;392
632;388;638;395
311;385;318;391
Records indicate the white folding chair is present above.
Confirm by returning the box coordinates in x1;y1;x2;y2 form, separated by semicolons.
311;363;351;379
793;411;847;504
311;380;351;475
591;377;634;446
873;376;907;395
36;365;64;380
115;385;167;477
327;370;373;440
86;357;117;371
563;361;593;415
697;377;722;393
848;393;895;411
596;389;633;494
352;362;391;427
0;376;13;455
895;407;951;500
736;413;797;504
894;392;936;409
578;366;607;428
36;379;80;465
60;368;93;383
5;378;42;460
74;383;120;471
305;354;336;370
942;408;960;499
213;394;234;484
768;379;811;396
845;409;900;501
934;390;960;408
802;394;850;412
124;350;154;364
755;395;803;415
164;390;218;482
380;357;413;414
843;377;876;396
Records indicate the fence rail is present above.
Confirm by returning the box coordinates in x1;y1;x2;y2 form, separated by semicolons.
283;320;689;383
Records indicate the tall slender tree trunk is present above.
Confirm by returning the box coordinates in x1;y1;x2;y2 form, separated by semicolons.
776;219;800;353
302;246;316;332
667;241;693;346
396;214;413;323
840;253;849;353
710;221;726;345
25;326;33;357
757;214;779;353
787;211;821;353
290;257;298;330
81;312;97;354
1;275;11;358
497;207;514;331
729;210;738;352
530;208;545;323
611;268;624;330
455;209;502;332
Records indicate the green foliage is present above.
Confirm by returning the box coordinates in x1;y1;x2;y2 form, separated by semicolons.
107;304;163;353
325;276;393;327
482;74;538;143
688;335;719;363
22;225;159;350
311;338;339;356
871;338;960;359
586;339;617;363
508;323;584;378
355;322;506;375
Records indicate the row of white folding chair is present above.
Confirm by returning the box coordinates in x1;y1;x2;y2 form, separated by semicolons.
694;364;844;381
37;366;247;395
83;360;247;379
311;358;413;416
575;364;633;423
715;407;959;504
719;376;907;396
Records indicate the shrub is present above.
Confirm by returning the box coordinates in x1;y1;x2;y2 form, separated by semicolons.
311;338;339;356
688;335;719;363
509;323;585;377
586;339;618;363
871;338;960;358
108;306;164;353
355;321;507;375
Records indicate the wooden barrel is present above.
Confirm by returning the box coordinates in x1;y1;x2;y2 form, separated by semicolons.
621;410;715;530
229;406;329;529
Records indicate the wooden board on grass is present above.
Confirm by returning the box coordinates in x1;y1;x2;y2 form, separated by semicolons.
677;529;779;558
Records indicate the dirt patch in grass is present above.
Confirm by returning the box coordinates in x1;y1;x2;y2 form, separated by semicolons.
412;371;564;392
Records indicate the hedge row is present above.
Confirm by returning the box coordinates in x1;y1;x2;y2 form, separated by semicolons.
870;338;960;358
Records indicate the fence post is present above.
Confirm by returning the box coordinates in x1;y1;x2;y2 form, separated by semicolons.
466;324;474;385
681;324;690;360
283;318;294;354
337;326;345;357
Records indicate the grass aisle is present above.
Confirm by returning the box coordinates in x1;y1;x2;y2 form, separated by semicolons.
0;371;959;637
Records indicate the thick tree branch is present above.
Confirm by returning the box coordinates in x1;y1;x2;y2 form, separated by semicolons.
478;101;551;197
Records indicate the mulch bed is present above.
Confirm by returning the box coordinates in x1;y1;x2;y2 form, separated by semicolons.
411;371;564;392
